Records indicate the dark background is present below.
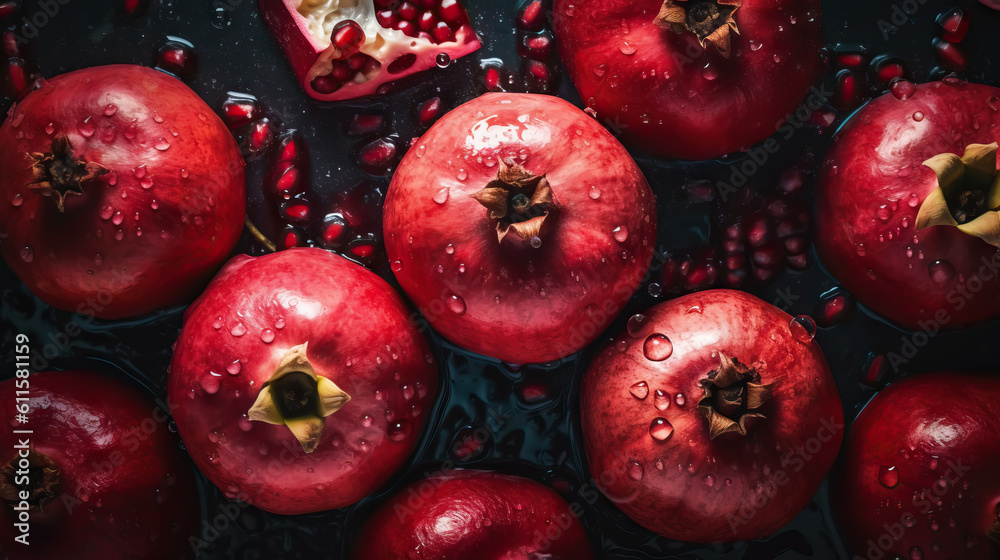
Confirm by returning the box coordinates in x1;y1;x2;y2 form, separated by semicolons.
1;0;999;558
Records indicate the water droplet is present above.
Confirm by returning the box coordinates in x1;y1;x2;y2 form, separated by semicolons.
701;63;719;81
629;381;649;399
772;54;782;63
275;317;286;329
876;205;891;221
649;418;674;441
445;244;455;255
260;329;275;343
789;315;817;342
928;260;955;285
391;260;403;272
19;246;33;263
749;40;763;51
879;465;900;488
627;460;643;481
593;64;606;77
154;138;170;151
200;373;221;394
435;52;451;67
529;236;542;248
589;186;601;199
908;546;923;560
613;225;629;242
675;393;686;406
619;41;636;55
446;294;466;315
643;334;673;361
77;117;95;137
212;317;223;330
231;323;247;337
890;79;917;100
104;104;118;116
140;177;153;189
653;389;670;411
626;314;647;337
153;111;164;123
388;419;412;442
45;123;55;135
913;111;924;122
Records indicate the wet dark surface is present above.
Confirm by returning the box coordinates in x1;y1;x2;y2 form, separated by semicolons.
1;0;999;558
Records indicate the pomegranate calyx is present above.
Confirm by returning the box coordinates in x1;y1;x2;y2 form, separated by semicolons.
26;134;109;212
696;355;772;439
248;343;351;453
0;445;60;512
915;142;1000;247
654;0;742;59
989;514;1000;546
469;160;557;244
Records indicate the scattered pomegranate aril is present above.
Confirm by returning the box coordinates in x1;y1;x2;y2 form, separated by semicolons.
116;0;148;17
861;352;889;387
268;131;309;200
416;97;443;126
156;36;197;80
0;2;19;19
517;0;545;31
347;236;378;260
932;39;968;70
834;70;859;110
321;214;348;246
3;56;29;97
815;290;856;327
937;8;969;43
332;20;365;58
348;113;385;137
356;137;400;176
281;226;306;250
221;92;260;129
281;199;311;224
519;34;554;61
871;56;907;87
835;52;866;70
485;67;502;91
2;31;18;56
243;118;276;157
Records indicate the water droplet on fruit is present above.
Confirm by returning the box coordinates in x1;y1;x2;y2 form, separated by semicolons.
140;177;153;189
619;41;636;55
260;329;275;343
388;420;412;442
613;225;629;242
701;63;719;81
78;117;95;137
274;317;285;329
153;111;164;123
876;205;891;221
643;334;673;361
455;168;468;181
19;246;33;263
231;323;247;337
200;373;221;394
789;315;817;342
435;53;451;68
890;79;917;100
391;260;403;272
154;138;170;151
913;111;924;122
629;381;649;399
749;40;763;51
675;393;686;406
10;192;23;207
879;465;900;488
649;418;674;441
589;186;601;199
653;389;670;411
431;182;449;205
45;123;55;135
626;314;647;336
772;54;782;63
928;260;955;285
226;360;240;375
212;317;223;330
705;474;716;487
529;236;542;248
908;546;923;560
446;294;466;315
445;244;455;255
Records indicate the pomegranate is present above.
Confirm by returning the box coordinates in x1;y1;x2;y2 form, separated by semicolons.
383;93;657;364
0;64;245;319
261;0;480;101
815;80;1000;329
580;289;843;541
350;470;596;559
833;372;1000;560
0;370;198;559
552;0;823;160
167;247;438;515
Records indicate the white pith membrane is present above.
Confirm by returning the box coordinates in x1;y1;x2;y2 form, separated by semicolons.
248;343;351;453
295;0;477;87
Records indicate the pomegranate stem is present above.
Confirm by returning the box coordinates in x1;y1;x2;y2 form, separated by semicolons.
244;216;277;252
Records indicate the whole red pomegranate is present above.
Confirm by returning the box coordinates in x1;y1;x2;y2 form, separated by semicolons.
580;289;843;541
816;80;1000;329
0;64;245;319
0;370;198;559
168;247;438;515
351;470;596;559
383;93;657;364
552;0;823;161
261;0;480;101
833;372;1000;560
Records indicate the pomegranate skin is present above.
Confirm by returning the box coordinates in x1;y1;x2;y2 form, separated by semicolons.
816;81;1000;329
552;0;823;161
167;248;438;515
383;93;657;364
832;372;1000;560
0;371;199;560
581;289;843;542
350;470;596;560
0;64;245;319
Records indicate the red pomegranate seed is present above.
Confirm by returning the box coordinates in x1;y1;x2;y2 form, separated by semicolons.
282;202;310;222
275;167;301;197
815;291;856;327
745;216;770;247
875;59;905;84
398;2;418;20
248;119;275;154
282;228;304;250
0;2;19;19
683;261;718;291
376;9;399;27
937;8;969;43
397;20;418;37
432;21;454;42
357;137;399;175
861;353;888;387
349;241;376;259
311;75;341;94
933;39;967;70
118;0;148;17
520;34;553;61
439;0;463;23
5;57;28;96
835;70;857;109
485;67;502;91
725;253;746;271
330;60;354;82
751;242;783;269
332;20;365;58
348;113;385;136
778;168;805;194
221;94;259;128
783;234;808;255
2;31;18;57
322;214;348;245
836;53;865;69
157;38;197;79
418;11;437;31
786;253;810;270
525;59;549;80
417;97;443;126
518;0;545;31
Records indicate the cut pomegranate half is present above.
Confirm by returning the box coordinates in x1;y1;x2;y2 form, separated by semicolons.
261;0;481;102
